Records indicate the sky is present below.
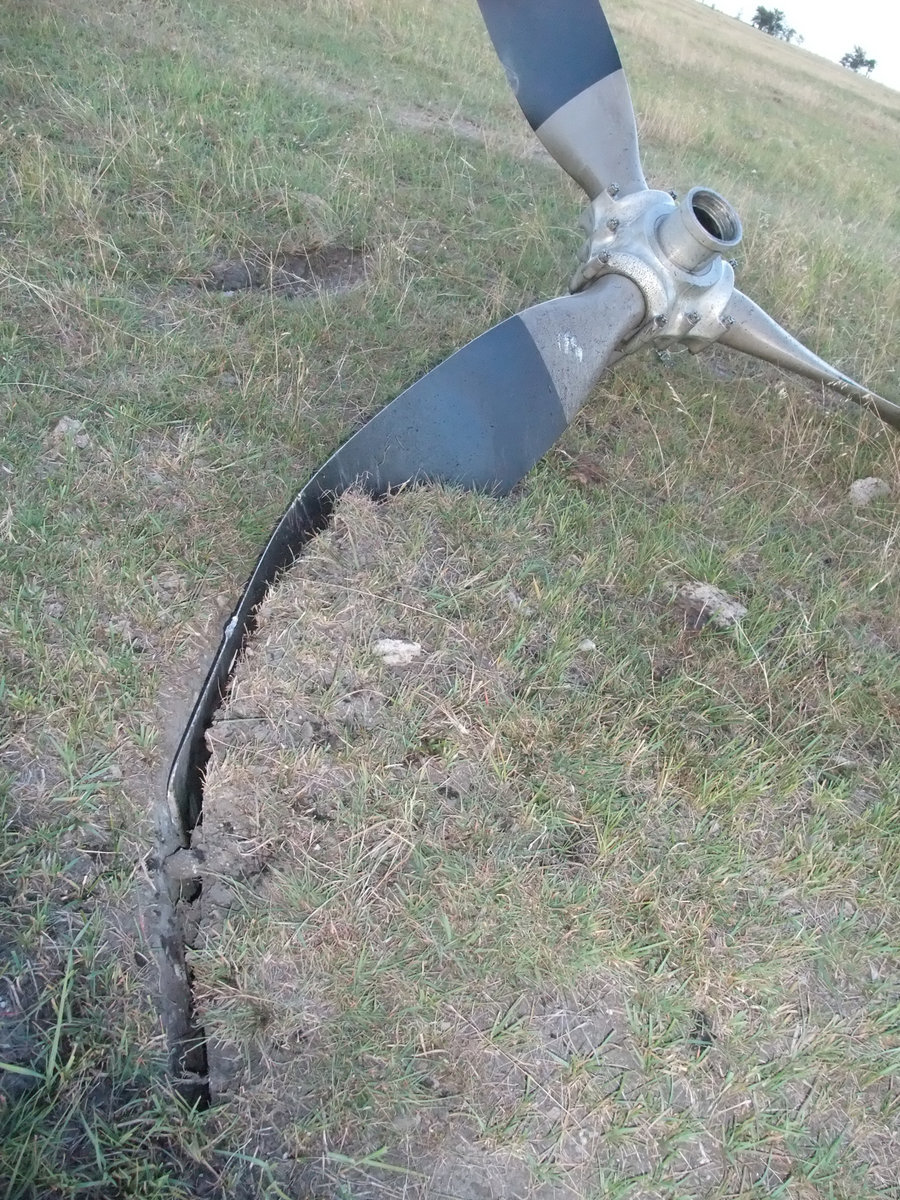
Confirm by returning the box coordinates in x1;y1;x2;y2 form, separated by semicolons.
702;0;900;91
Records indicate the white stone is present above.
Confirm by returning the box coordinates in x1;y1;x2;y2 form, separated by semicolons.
48;416;90;449
373;638;422;666
677;583;747;630
849;477;890;507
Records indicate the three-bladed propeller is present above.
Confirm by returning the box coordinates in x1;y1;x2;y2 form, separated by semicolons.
477;0;899;431
166;0;898;840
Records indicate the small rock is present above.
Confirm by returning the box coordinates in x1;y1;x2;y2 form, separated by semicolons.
47;416;90;450
154;570;183;595
167;848;201;882
208;717;271;748
373;638;422;666
676;583;747;631
849;477;890;507
577;639;597;652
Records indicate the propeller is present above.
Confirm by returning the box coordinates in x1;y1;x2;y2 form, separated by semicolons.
166;0;899;837
477;0;899;432
475;0;645;198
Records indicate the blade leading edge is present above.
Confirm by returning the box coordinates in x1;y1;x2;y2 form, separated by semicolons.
166;274;646;836
476;0;646;199
720;291;900;433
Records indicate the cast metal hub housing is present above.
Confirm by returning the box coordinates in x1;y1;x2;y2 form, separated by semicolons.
571;184;743;352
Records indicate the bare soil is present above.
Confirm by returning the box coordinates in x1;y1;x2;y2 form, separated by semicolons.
201;244;369;297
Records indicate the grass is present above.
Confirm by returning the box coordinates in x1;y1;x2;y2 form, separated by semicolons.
193;456;900;1195
0;0;898;1194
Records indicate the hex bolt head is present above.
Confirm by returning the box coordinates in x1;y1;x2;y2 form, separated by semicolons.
607;217;620;232
607;182;620;197
722;314;735;328
686;311;701;326
669;190;678;200
654;314;667;327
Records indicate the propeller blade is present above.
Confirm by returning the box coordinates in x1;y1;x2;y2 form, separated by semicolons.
719;291;900;432
476;0;646;199
167;274;645;831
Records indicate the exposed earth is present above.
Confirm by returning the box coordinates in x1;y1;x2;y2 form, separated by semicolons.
201;244;369;297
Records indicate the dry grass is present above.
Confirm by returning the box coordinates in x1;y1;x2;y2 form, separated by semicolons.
193;465;900;1197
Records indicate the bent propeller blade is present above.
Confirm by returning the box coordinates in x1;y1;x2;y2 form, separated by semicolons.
167;1;900;844
166;275;645;834
718;291;900;432
476;0;646;198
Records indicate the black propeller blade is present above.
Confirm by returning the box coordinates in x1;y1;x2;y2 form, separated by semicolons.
476;0;646;198
167;276;645;830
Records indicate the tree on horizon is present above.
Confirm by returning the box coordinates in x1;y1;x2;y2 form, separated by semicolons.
840;45;876;75
750;6;798;43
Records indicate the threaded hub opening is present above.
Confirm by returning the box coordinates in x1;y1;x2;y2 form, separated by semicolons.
690;189;741;247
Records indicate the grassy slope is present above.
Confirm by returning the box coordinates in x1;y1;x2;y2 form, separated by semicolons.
0;0;898;1194
198;479;900;1198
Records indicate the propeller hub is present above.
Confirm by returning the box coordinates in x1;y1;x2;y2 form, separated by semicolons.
571;185;742;353
657;187;742;273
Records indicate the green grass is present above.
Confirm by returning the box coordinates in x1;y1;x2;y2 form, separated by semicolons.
1;0;899;1193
